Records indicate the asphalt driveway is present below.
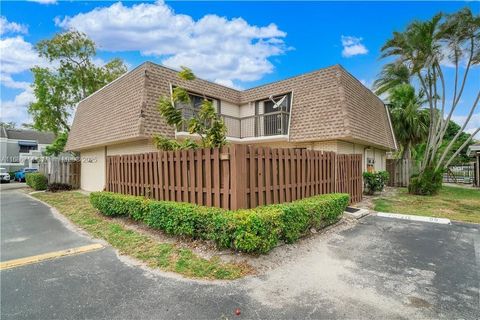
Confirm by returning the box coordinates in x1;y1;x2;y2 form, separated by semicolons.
1;189;479;319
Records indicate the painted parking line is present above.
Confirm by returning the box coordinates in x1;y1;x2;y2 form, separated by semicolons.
0;243;104;271
377;212;451;225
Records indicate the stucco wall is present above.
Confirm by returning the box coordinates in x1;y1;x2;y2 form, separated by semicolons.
80;147;106;192
106;139;157;156
250;139;386;172
220;100;240;118
81;140;159;191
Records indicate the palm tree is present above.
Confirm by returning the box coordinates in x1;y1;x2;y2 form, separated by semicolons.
388;84;429;160
378;8;479;194
373;62;411;96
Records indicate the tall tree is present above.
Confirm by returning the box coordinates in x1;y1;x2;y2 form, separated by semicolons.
373;62;411;96
388;84;429;159
379;8;479;194
29;31;127;135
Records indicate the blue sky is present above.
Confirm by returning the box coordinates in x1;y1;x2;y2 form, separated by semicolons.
1;1;479;134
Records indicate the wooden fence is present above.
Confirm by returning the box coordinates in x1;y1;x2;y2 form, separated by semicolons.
386;159;417;187
106;145;363;210
39;158;81;188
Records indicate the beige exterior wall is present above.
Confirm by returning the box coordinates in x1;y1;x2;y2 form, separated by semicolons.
80;147;106;192
249;139;387;172
220;100;240;118
81;140;158;192
106;139;157;156
239;103;255;118
313;141;340;152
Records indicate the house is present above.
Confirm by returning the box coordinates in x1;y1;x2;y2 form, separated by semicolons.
467;142;480;187
0;127;55;172
66;62;397;192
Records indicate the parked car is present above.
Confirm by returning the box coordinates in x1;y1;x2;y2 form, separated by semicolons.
0;168;11;183
14;168;38;182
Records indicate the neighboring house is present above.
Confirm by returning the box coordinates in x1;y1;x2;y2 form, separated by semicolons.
0;127;55;172
66;62;397;192
467;142;480;187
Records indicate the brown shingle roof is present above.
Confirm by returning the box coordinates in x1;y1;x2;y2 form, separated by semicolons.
66;62;396;151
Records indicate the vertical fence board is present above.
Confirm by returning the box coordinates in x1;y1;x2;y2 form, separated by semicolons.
265;147;272;205
196;149;203;205
213;148;221;208
249;146;256;208
205;148;212;207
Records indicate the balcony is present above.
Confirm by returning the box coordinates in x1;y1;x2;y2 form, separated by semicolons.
177;106;290;139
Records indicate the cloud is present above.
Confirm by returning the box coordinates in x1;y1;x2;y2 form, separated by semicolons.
0;16;28;35
452;113;480;137
0;73;30;90
0;35;48;92
341;35;368;58
0;18;48;125
28;0;57;4
56;1;287;86
0;36;45;75
439;43;476;69
0;87;35;125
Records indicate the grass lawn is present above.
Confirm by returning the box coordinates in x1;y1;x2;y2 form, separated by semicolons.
33;191;250;280
373;186;480;224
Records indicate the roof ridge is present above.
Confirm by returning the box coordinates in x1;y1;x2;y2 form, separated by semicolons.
241;64;341;92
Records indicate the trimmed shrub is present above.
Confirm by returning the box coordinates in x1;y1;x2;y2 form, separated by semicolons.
275;193;350;243
230;207;283;253
90;192;150;219
90;192;350;254
408;167;443;196
47;182;72;193
363;171;389;195
25;173;48;190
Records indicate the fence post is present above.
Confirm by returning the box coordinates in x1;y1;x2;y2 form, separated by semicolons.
230;144;247;210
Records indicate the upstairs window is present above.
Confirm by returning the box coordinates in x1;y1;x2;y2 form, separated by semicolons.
263;93;291;114
174;91;216;120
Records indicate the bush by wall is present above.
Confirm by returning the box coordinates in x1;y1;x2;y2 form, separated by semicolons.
363;171;389;195
90;192;349;254
46;183;73;193
25;173;48;191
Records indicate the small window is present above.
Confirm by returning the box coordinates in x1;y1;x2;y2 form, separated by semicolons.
19;145;37;153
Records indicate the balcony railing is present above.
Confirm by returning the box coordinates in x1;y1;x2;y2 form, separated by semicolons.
178;106;289;139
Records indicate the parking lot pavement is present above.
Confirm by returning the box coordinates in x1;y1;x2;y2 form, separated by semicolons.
1;190;479;319
0;182;27;192
0;189;93;261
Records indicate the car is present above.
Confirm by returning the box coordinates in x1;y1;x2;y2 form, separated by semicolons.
0;168;11;183
14;168;38;182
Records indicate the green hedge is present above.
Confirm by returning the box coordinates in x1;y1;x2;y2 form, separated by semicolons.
25;173;48;191
90;192;349;254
